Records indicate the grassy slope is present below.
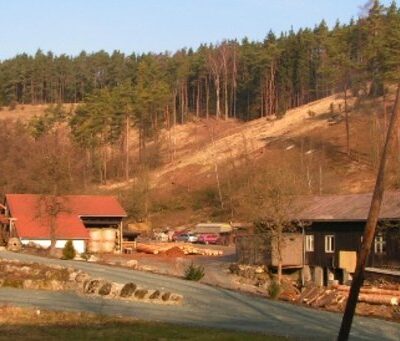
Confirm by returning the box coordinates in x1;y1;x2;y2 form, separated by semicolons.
0;307;288;341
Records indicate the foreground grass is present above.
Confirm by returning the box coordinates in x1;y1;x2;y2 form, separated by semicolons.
0;306;289;340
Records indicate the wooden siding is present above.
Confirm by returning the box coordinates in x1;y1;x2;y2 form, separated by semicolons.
305;221;400;269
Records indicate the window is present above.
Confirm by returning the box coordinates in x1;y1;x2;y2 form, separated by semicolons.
305;235;314;252
325;235;335;253
374;235;386;254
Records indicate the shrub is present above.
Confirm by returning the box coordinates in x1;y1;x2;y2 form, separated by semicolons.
268;280;281;299
184;263;205;281
62;240;76;260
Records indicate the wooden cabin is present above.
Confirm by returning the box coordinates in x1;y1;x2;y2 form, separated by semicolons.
298;192;400;284
236;191;400;284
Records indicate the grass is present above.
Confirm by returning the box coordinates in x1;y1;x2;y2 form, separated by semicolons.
0;306;289;340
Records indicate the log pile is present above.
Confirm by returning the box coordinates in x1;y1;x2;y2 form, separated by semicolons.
298;284;400;308
136;242;223;256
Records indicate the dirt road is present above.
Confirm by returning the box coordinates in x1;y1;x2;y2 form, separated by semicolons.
0;251;399;340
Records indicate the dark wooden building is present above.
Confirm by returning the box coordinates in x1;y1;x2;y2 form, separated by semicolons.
236;191;400;285
298;192;400;284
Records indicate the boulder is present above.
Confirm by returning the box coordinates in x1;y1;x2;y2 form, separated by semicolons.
170;294;183;304
134;289;148;299
149;290;161;300
161;292;172;301
85;279;101;294
98;282;112;296
120;283;137;297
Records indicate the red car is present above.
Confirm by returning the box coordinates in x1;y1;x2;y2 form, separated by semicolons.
197;233;220;245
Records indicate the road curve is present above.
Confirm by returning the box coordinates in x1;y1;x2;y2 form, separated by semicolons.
0;251;399;341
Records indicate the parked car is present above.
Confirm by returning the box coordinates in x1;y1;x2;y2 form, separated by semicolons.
197;233;220;245
173;233;198;243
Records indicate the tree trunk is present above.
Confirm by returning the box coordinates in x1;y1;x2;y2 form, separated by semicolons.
215;76;221;118
125;114;130;181
338;84;400;340
344;85;350;156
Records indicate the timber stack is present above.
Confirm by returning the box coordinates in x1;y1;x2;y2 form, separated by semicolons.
136;242;223;256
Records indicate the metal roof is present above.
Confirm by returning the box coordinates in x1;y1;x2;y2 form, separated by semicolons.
295;191;400;221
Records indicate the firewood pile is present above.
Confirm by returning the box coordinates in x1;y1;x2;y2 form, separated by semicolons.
297;284;400;308
136;242;223;256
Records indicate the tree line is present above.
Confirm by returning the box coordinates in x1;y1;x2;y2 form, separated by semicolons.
1;1;399;124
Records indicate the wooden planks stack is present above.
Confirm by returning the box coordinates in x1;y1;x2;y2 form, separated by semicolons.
333;284;400;306
136;242;223;256
299;284;400;307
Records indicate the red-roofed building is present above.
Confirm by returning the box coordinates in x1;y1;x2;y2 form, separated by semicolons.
1;194;127;254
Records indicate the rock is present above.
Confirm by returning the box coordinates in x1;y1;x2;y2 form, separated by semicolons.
149;290;161;300
170;294;183;304
134;289;148;299
85;279;101;294
120;283;137;297
126;260;138;269
98;282;112;296
161;292;172;301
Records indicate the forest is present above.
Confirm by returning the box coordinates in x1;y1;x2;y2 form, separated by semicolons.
1;0;400;219
1;1;399;120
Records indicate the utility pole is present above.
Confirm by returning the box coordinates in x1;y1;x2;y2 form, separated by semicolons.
338;84;400;340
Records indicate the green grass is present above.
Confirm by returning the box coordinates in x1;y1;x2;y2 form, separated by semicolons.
0;307;290;341
0;322;288;340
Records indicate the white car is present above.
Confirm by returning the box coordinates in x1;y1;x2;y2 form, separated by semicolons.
175;233;198;243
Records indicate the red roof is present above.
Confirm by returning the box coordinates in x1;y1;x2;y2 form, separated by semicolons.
5;194;126;240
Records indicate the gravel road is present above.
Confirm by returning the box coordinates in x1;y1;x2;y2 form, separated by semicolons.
0;250;399;340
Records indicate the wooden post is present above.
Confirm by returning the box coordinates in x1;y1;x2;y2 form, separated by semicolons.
338;84;400;341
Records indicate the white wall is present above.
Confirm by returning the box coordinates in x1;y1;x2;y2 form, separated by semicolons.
20;239;86;254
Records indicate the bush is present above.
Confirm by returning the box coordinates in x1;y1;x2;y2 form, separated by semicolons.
184;263;205;281
62;240;76;260
268;280;281;299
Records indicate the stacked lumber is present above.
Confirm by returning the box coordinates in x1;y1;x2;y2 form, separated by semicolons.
298;284;400;308
333;284;400;306
135;242;223;256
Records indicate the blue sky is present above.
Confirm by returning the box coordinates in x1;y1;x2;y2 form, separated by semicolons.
0;0;393;59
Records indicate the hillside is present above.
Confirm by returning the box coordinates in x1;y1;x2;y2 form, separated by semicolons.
1;92;396;228
113;92;396;227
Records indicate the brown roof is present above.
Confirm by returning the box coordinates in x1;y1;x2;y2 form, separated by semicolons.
295;191;400;221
